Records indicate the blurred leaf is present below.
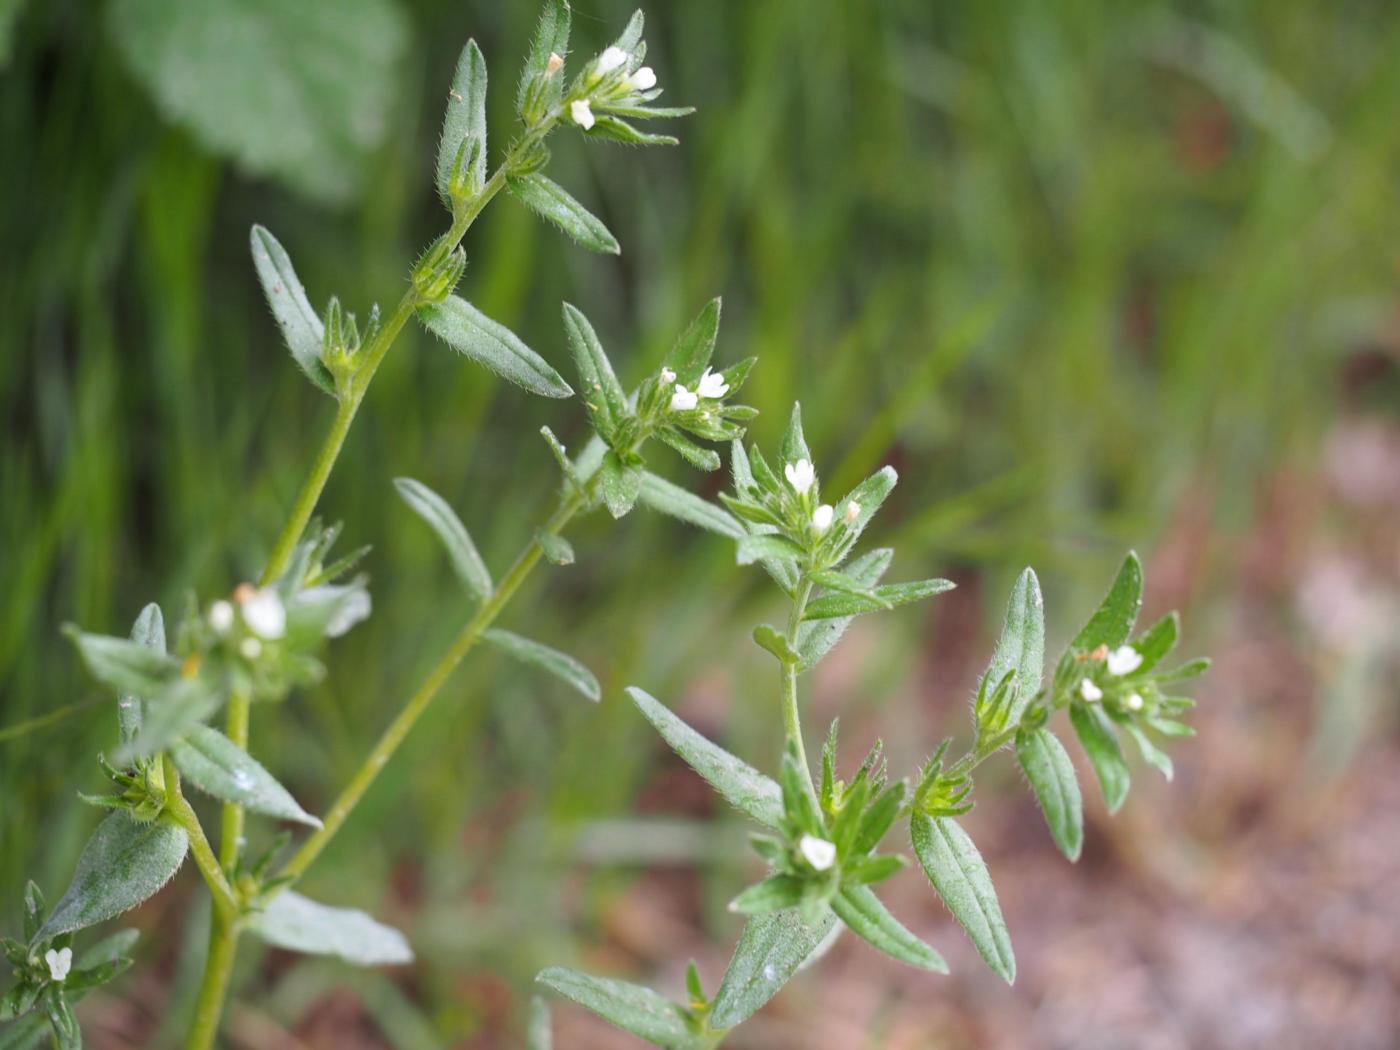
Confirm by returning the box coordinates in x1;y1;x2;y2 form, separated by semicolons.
985;568;1044;724
910;814;1014;983
637;472;743;539
735;533;805;567
1014;727;1082;861
729;874;806;916
37;814;187;940
112;678;224;765
1069;552;1143;652
516;0;571;117
627;687;782;827
561;303;627;440
535;968;697;1049
0;1013;45;1050
802;578;954;620
779;403;810;468
1069;701;1131;813
169;725;321;827
709;904;837;1028
250;891;412;966
1131;612;1180;675
483;629;599;702
831;884;947;972
1126;724;1174;781
64;627;178;700
526;995;553;1050
436;39;487;201
599;452;641;519
418;296;573;399
535;530;575;566
393;477;492;602
751;624;797;665
795;548;893;671
107;0;407;204
507;174;619;254
248;225;336;396
118;603;165;746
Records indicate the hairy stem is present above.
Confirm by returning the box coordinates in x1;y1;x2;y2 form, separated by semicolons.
781;578;816;798
162;756;238;921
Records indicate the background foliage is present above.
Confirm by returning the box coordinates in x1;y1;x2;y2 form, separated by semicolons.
2;0;1397;1046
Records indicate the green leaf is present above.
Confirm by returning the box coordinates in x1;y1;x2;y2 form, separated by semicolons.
112;678;224;765
393;477;492;602
637;472;744;539
1126;724;1174;781
910;814;1015;983
37;814;188;940
656;428;722;472
795;548;893;671
628;687;783;827
527;996;553;1050
831;466;899;558
117;603;165;745
561;303;627;439
1069;701;1131;813
729;874;807;916
249;891;412;966
0;1013;46;1050
808;568;886;605
735;533;805;566
508;173;619;254
109;0;407;204
802;578;955;620
984;568;1045;725
831;884;947;972
1156;656;1210;684
65;627;179;701
1131;612;1180;675
419;296;573;398
599;452;642;519
483;629;599;702
751;624;798;665
536;968;696;1050
661;298;721;385
535;530;575;566
1070;552;1143;651
584;115;678;146
247;225;336;395
1015;727;1083;861
516;0;571;117
169;725;321;827
779;403;810;467
709;904;838;1028
436;38;487;201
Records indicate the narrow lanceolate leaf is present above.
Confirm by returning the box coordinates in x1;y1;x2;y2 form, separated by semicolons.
436;39;487;200
735;532;805;567
65;627;179;701
1070;552;1143;651
1126;724;1174;781
910;814;1015;983
802;578;955;620
561;303;627;439
112;678;224;765
37;814;188;940
628;687;782;827
600;452;642;519
419;296;573;398
661;298;721;385
484;629;600;702
1131;611;1180;675
656;427;721;471
795;548;893;671
394;477;492;601
508;173;619;254
249;225;336;396
984;568;1045;725
638;472;744;539
779;403;810;467
517;0;571;116
831;884;948;973
169;725;321;827
250;891;413;966
832;466;899;559
1015;727;1083;861
709;905;838;1028
585;116;678;147
118;603;166;744
1069;701;1131;813
536;968;696;1050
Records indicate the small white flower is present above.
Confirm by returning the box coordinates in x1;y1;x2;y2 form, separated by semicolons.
799;833;837;871
240;637;263;661
1106;645;1143;676
240;589;286;640
659;366;677;385
670;384;698;411
784;458;816;494
1079;678;1103;702
696;367;729;399
44;947;72;983
208;600;234;634
629;66;657;91
596;46;630;75
545;51;564;75
570;98;595;130
1126;692;1145;712
843;501;861;525
812;505;835;533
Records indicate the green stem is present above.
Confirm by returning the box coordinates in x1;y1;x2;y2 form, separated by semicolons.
781;578;816;798
186;910;240;1050
162;756;238;921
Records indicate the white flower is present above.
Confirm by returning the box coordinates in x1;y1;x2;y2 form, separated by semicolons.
240;637;263;661
596;46;629;75
659;366;676;385
570;98;595;130
208;600;234;634
240;589;285;639
44;947;72;983
670;384;698;411
843;501;861;524
1106;645;1143;676
696;367;729;399
1126;692;1145;711
545;51;564;75
799;833;837;871
812;505;834;533
784;458;815;494
1079;678;1103;702
629;66;657;91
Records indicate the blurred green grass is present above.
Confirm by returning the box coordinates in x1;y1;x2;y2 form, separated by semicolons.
2;0;1398;1043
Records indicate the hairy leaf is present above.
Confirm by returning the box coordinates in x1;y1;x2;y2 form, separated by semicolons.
638;472;744;539
536;968;696;1049
561;303;627;439
484;628;600;702
709;904;837;1028
600;452;642;519
394;477;492;601
250;891;412;966
802;578;955;620
985;568;1045;724
508;173;619;254
795;548;893;671
419;296;573;398
65;627;179;702
118;603;166;745
170;725;321;827
910;814;1015;983
436;38;487;200
1069;701;1131;813
1015;727;1082;861
831;884;947;972
661;298;721;385
1070;552;1143;651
